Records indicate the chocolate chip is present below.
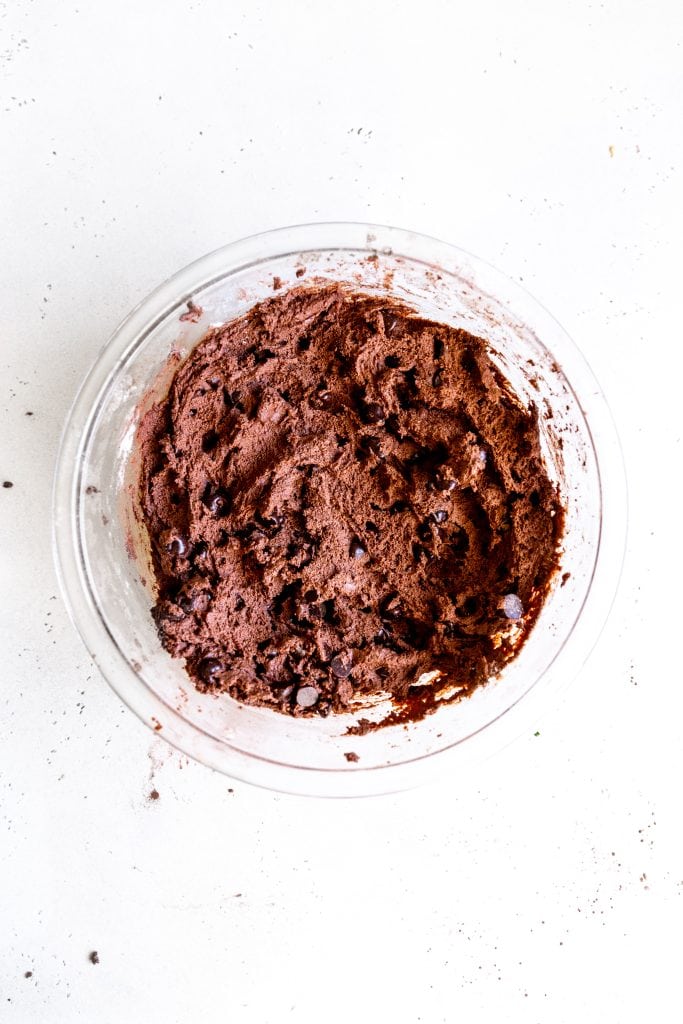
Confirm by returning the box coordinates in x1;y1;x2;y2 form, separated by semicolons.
384;413;404;439
384;354;400;368
380;592;404;621
202;485;231;516
417;520;433;542
362;402;386;424
412;542;429;562
191;540;208;563
388;500;408;514
199;657;224;683
167;535;188;557
296;685;319;708
288;539;316;568
403;617;431;650
335;434;349;447
461;351;477;373
241;389;261;419
321;598;337;624
254;348;276;365
359;434;382;455
503;593;524;620
450;526;469;555
265;653;291;684
179;589;209;614
255;511;285;536
349;536;366;559
432;369;443;388
156;603;185;623
330;652;353;678
365;520;379;534
202;430;219;453
395;383;415;410
457;596;479;617
431;509;449;524
310;381;333;409
432;471;457;493
433;337;444;359
382;312;398;334
443;621;462;640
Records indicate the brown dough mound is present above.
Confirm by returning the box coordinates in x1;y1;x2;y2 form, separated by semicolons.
137;285;563;720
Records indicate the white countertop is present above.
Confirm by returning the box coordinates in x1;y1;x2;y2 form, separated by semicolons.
2;2;682;1021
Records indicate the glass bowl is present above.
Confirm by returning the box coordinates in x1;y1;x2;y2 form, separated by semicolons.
53;223;627;797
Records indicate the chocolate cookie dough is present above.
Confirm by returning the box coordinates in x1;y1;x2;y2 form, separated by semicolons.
137;285;563;721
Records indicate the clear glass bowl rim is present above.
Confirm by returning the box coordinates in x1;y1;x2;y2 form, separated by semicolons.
52;222;628;797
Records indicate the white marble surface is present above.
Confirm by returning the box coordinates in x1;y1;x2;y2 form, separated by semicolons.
2;1;682;1021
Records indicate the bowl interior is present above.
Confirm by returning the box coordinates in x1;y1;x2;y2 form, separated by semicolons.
64;231;601;793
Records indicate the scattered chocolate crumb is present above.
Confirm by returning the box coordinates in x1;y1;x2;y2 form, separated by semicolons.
347;717;373;737
179;300;203;323
272;275;283;290
25;411;33;416
85;485;99;495
89;951;99;965
561;571;571;586
149;789;160;801
295;267;306;278
344;751;359;762
2;481;13;488
24;971;32;979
